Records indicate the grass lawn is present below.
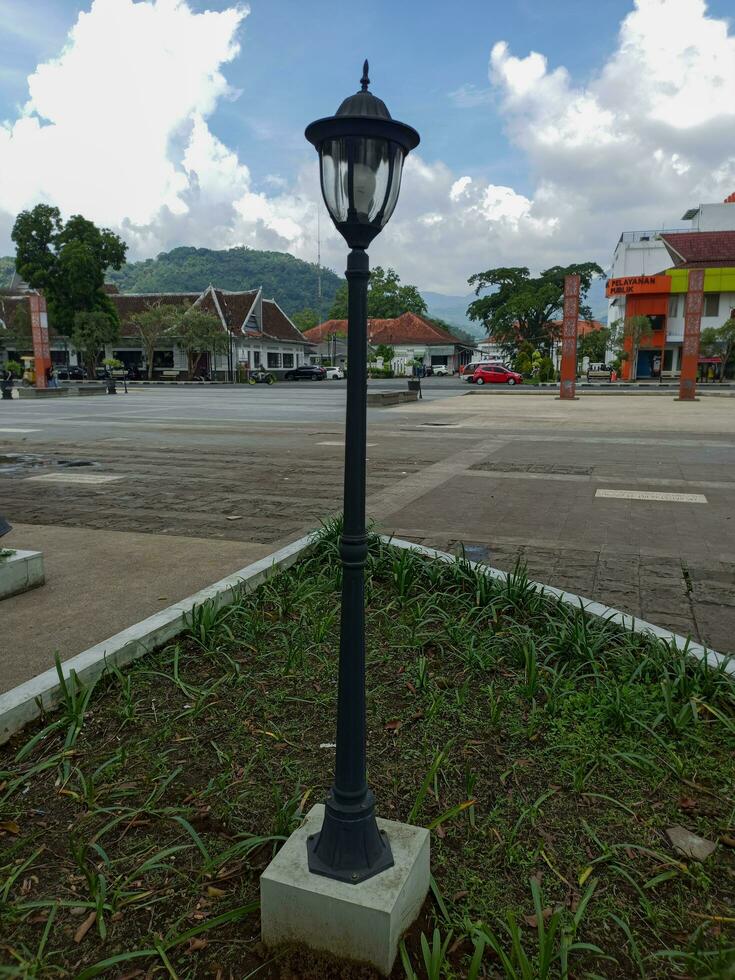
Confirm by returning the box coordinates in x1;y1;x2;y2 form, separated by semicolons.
1;525;734;978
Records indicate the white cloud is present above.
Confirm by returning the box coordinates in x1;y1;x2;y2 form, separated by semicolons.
0;0;314;258
0;0;734;300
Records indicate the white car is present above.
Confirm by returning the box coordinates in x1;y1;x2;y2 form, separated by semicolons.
431;364;449;376
325;366;344;380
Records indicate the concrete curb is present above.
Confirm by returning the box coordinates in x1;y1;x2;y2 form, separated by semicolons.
0;533;314;744
464;387;735;397
384;536;733;676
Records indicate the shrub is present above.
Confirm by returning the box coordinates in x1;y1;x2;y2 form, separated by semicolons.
4;359;22;377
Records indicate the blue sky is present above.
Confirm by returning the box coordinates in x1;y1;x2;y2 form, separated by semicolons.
1;0;734;293
0;0;658;192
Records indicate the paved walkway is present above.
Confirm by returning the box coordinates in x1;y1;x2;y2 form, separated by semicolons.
1;523;270;693
2;387;733;693
369;395;735;656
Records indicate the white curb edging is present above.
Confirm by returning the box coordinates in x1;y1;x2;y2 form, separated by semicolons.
3;530;730;745
0;534;315;745
384;536;733;676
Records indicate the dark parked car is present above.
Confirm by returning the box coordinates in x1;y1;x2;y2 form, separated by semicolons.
284;365;327;381
55;364;86;380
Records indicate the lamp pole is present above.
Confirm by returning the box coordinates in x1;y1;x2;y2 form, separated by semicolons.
305;62;419;884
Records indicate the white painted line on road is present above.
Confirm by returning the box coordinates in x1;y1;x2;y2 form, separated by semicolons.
26;472;124;485
596;489;707;503
0;428;40;433
318;441;376;447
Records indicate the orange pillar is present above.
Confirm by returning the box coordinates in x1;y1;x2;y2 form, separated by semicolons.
678;269;704;401
559;274;580;399
29;292;52;390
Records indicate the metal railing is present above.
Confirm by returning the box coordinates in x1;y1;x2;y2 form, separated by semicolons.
617;229;683;244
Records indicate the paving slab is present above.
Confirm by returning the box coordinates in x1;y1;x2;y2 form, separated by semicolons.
0;523;271;692
2;386;734;669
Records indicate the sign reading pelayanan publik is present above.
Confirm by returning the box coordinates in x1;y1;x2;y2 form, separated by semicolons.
605;275;671;297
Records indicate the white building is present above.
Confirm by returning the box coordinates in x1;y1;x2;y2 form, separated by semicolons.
1;284;313;380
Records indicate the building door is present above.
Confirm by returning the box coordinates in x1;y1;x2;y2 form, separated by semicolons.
636;350;654;378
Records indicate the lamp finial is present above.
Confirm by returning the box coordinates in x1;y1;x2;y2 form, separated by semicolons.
361;60;370;91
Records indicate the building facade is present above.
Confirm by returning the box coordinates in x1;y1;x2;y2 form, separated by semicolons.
305;312;472;375
608;196;735;380
0;284;312;380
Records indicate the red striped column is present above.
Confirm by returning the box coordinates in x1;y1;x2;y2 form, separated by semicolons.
678;269;704;401
559;275;580;399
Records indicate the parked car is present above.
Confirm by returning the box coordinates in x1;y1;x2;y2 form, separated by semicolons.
55;364;86;380
473;365;523;386
431;364;449;376
284;365;327;381
325;366;344;380
462;360;505;382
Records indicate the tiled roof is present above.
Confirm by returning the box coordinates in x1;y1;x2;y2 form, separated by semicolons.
261;300;308;345
547;318;606;337
111;293;201;337
208;289;259;334
481;319;605;345
0;294;27;329
2;287;308;348
660;231;735;267
305;312;462;346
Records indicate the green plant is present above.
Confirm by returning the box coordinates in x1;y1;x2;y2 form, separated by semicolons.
4;359;22;376
479;878;606;979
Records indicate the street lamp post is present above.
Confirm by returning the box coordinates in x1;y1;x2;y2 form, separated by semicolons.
304;62;419;884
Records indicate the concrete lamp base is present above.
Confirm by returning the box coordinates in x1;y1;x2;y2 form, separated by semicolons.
0;549;44;601
261;803;430;976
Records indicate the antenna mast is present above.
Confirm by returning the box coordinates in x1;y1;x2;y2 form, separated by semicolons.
317;204;323;327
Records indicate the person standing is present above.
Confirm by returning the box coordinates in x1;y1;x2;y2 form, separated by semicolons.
1;363;14;400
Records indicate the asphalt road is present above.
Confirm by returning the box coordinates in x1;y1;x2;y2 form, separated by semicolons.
1;382;734;686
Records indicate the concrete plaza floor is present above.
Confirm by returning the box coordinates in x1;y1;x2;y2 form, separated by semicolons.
1;381;733;691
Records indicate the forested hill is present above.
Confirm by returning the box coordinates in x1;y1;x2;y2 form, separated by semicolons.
102;246;342;317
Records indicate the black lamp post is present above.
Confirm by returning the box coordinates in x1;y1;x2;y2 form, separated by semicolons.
305;62;419;884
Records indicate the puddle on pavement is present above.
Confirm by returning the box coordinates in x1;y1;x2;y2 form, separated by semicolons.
0;454;98;476
458;542;492;562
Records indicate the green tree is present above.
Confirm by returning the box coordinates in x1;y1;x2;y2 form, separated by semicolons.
577;326;611;365
11;205;127;337
292;308;320;332
0;298;32;353
375;344;395;364
329;266;428;319
466;263;603;358
168;307;226;379
700;318;735;381
130;303;178;380
72;311;119;378
105;246;342;317
619;315;654;380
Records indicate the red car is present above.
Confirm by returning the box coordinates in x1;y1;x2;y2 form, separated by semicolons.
472;365;523;386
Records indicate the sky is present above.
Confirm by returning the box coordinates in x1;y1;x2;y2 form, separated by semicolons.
0;0;734;296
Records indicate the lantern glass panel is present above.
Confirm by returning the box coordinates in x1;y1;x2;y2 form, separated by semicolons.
351;139;404;225
321;139;350;224
379;142;405;226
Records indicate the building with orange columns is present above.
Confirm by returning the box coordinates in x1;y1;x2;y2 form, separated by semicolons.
607;196;735;381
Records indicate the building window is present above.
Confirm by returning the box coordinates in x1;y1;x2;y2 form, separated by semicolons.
704;294;720;317
252;351;260;368
668;295;679;317
267;352;281;368
153;350;174;368
283;353;294;368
